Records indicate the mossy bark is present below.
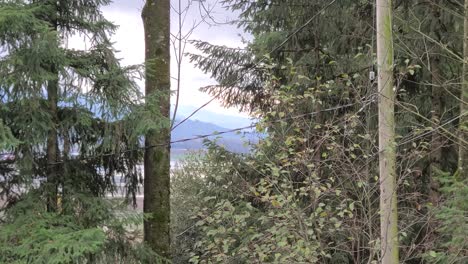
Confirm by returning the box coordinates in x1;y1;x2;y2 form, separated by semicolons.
142;0;171;259
459;0;468;180
376;0;399;263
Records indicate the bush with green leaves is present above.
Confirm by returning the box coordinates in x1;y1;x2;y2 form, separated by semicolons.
172;67;377;263
172;143;363;263
171;56;467;263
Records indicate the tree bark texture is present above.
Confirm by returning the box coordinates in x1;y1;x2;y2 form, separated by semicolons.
429;0;443;204
376;0;399;263
46;69;59;212
46;4;59;212
142;0;171;259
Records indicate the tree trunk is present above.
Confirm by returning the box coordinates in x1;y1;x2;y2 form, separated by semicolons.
429;1;443;205
142;0;171;258
45;4;59;212
459;0;468;179
376;0;399;263
46;71;59;212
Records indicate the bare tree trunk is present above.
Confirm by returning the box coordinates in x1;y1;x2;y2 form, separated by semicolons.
459;0;468;179
376;0;399;263
142;0;171;258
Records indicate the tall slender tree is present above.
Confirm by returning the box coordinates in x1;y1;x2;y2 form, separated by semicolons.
142;0;171;258
429;0;443;204
460;0;468;179
376;0;399;263
45;12;59;212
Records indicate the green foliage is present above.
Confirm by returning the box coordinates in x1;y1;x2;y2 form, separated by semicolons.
172;144;361;263
128;92;170;138
0;0;159;262
171;154;206;263
185;1;468;262
0;211;106;263
172;65;375;263
0;191;163;264
188;40;265;111
191;0;374;111
424;172;468;263
0;119;19;150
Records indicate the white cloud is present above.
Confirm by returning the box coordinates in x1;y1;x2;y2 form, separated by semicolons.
95;0;250;118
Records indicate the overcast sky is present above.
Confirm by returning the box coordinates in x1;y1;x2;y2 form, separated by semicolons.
77;0;249;117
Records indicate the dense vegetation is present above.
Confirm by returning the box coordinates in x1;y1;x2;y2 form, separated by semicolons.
0;0;162;262
173;0;468;263
0;0;467;263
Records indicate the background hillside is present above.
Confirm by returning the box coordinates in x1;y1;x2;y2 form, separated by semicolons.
171;108;259;153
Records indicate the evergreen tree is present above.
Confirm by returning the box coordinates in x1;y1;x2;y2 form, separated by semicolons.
182;0;467;262
0;0;154;262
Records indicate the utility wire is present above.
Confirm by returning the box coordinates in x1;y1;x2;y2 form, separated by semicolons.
44;101;364;166
176;105;465;239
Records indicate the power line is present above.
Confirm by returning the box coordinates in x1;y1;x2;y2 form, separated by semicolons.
175;102;465;240
3;97;464;165
398;112;467;147
356;111;467;174
44;101;364;166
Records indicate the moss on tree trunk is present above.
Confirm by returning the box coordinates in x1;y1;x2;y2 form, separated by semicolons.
142;0;171;259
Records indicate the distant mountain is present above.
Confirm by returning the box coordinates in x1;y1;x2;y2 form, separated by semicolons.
56;98;259;153
170;105;260;153
173;105;253;129
171;118;258;153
